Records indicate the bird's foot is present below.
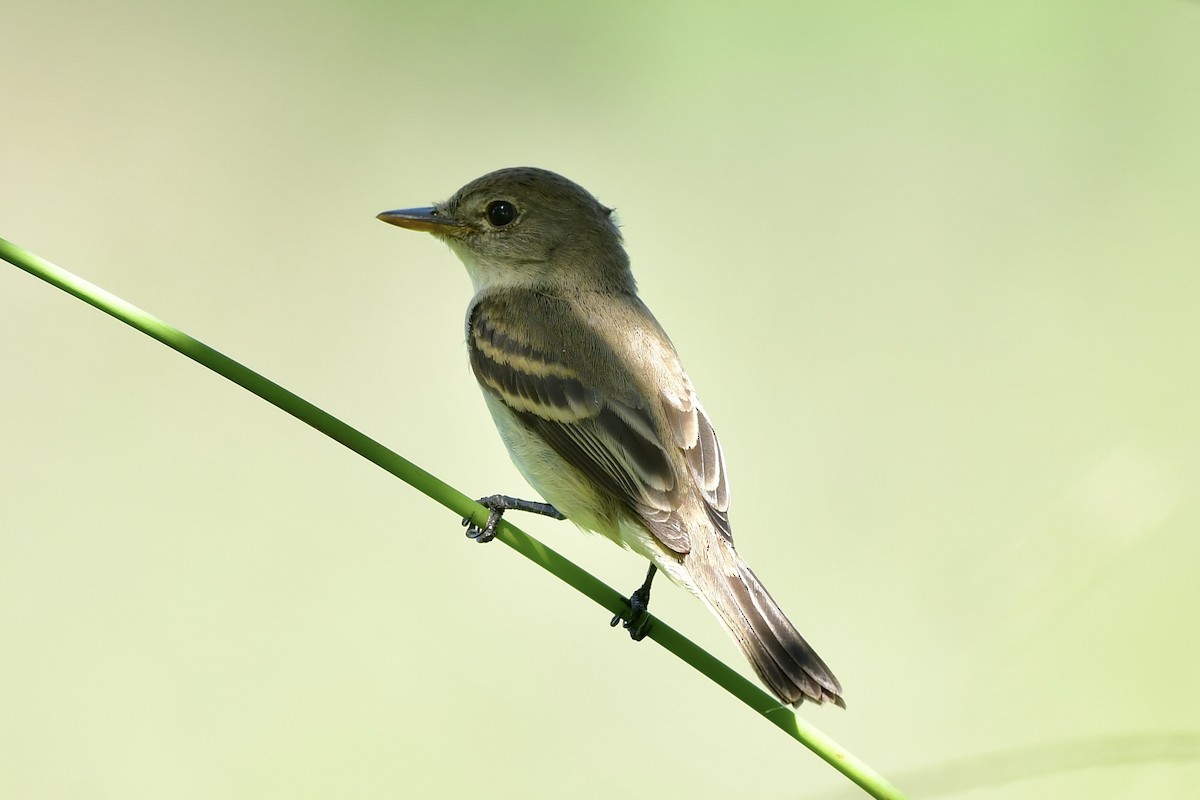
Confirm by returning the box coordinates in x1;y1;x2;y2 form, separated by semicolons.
610;564;657;641
461;494;565;543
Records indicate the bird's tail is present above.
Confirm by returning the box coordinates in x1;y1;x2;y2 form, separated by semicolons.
688;544;844;707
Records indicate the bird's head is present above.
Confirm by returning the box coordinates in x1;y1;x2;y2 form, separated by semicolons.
378;167;633;293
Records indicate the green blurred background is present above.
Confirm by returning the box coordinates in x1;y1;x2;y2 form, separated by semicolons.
3;1;1198;798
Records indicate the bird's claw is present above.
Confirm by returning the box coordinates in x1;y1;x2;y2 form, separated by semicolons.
610;587;652;641
462;504;504;543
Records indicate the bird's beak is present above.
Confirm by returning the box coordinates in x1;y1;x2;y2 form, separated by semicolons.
376;206;466;236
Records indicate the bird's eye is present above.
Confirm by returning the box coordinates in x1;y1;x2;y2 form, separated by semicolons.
485;200;517;228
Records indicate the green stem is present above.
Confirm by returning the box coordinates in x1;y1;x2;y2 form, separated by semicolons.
2;236;907;800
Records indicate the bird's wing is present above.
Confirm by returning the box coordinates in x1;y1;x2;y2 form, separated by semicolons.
468;291;731;554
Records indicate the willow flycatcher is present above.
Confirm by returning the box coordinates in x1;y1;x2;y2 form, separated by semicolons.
378;167;843;707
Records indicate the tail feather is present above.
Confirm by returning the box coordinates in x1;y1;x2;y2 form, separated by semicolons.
690;552;843;707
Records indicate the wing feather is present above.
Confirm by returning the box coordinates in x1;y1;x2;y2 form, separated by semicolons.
662;393;732;539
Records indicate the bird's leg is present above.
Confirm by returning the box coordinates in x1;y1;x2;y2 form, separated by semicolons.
462;494;566;543
611;563;657;641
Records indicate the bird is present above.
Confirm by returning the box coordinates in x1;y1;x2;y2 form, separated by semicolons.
378;167;843;707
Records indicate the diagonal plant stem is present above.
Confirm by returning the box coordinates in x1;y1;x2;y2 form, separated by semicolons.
1;236;908;800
